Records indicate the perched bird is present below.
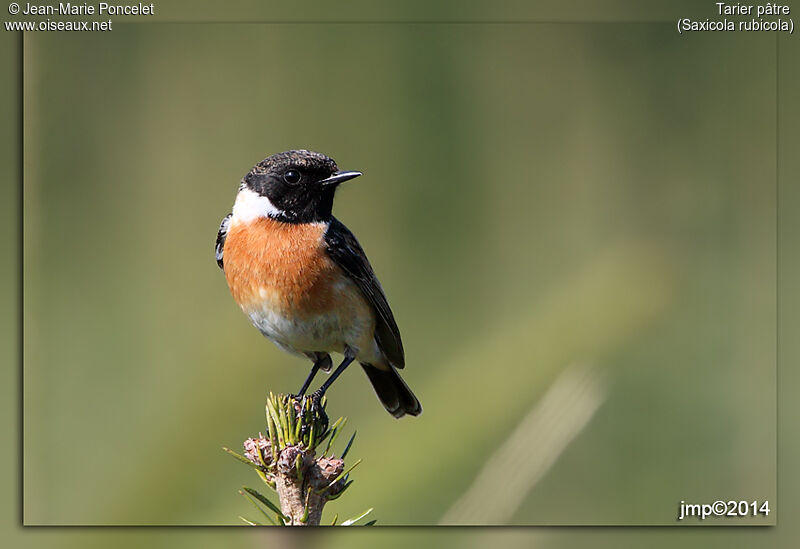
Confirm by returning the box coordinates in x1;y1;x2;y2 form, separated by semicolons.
216;150;421;418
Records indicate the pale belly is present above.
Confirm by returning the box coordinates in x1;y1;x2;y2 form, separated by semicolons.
243;277;379;363
246;281;374;355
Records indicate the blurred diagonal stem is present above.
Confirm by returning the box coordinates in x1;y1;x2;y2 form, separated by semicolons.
441;363;606;525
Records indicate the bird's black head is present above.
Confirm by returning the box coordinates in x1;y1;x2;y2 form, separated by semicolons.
237;150;361;224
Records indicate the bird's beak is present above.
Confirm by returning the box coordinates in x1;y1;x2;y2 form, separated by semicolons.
318;170;362;187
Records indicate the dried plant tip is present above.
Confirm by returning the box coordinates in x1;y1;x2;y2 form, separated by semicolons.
309;456;346;492
243;433;273;467
277;445;312;477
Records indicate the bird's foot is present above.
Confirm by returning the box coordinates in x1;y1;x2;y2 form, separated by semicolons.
309;389;329;434
288;390;329;440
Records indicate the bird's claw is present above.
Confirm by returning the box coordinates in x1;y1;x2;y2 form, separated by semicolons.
309;390;329;433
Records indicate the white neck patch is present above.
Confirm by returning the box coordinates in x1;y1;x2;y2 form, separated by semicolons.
231;187;283;224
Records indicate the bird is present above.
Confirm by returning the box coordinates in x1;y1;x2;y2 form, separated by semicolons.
215;150;421;418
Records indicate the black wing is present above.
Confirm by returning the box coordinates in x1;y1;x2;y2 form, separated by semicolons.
324;217;405;368
215;213;232;270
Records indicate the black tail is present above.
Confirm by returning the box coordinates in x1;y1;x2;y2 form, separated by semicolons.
361;363;422;418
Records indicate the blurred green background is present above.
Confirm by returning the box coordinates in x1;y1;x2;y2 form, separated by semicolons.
3;1;796;546
21;21;776;527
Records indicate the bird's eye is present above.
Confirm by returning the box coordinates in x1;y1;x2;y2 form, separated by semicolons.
283;170;301;184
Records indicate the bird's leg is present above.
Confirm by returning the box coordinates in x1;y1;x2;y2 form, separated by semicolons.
311;347;357;402
290;354;332;438
305;348;356;433
295;353;331;398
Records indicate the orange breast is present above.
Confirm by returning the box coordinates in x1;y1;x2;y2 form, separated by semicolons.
223;217;341;316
